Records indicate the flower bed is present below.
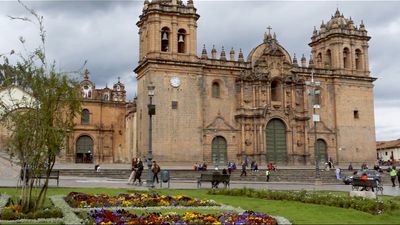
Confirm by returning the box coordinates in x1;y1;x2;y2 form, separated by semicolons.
65;192;220;208
86;209;277;225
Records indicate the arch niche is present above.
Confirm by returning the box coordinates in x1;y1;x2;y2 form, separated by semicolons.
265;119;287;164
76;135;94;163
211;136;227;167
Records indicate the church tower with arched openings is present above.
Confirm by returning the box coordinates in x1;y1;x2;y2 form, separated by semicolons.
136;0;199;62
309;9;376;164
135;0;204;165
309;8;370;75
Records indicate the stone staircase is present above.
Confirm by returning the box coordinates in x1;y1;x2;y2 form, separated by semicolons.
57;168;392;184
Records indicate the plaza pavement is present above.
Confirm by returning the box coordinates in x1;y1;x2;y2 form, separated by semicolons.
1;155;400;196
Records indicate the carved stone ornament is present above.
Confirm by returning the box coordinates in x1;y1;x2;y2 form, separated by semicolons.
238;68;270;82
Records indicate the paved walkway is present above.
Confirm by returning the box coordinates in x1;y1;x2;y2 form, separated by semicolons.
1;153;399;196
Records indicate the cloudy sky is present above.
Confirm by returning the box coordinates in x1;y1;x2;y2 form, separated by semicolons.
1;0;399;141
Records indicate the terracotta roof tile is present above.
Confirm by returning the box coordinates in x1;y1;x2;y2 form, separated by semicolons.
376;139;400;150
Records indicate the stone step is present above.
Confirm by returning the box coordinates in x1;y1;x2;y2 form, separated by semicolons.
57;168;393;184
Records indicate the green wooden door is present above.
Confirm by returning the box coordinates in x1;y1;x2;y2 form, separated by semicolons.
316;139;327;165
212;136;227;167
266;119;287;164
76;135;94;163
76;135;93;154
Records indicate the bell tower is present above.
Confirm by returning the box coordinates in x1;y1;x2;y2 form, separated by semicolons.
308;9;376;165
136;0;199;62
309;9;370;76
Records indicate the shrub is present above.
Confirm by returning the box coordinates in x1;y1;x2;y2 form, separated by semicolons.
0;206;62;220
209;188;399;214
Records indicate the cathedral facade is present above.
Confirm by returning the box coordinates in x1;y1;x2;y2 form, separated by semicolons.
134;0;377;167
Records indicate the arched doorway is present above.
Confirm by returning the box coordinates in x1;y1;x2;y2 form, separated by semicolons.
266;119;287;164
211;136;227;167
76;135;93;163
316;139;328;166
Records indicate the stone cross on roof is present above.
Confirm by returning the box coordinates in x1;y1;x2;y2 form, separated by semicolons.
267;25;272;35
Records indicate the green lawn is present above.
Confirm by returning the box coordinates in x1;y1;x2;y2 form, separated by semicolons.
1;187;400;224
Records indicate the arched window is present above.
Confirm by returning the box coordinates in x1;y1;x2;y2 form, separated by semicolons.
82;85;92;98
161;27;170;52
317;53;322;67
81;109;90;124
325;49;332;68
212;82;220;98
355;49;362;70
103;92;109;101
177;29;186;53
271;80;281;101
343;48;350;69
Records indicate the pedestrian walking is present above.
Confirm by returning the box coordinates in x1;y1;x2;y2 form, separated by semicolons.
329;157;335;169
348;163;353;171
151;160;161;184
127;158;137;185
240;162;247;177
389;166;397;187
398;168;400;187
265;169;270;182
335;168;341;180
133;158;144;185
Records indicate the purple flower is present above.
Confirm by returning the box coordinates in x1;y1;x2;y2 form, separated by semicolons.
234;219;248;225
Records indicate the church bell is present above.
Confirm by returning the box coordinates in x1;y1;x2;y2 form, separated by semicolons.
162;32;168;40
178;34;184;43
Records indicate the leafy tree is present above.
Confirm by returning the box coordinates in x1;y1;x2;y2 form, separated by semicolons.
0;1;81;213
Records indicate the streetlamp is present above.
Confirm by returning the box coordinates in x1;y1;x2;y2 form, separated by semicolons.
305;70;321;179
146;83;156;187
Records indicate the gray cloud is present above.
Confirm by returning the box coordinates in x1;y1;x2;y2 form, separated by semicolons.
1;0;399;140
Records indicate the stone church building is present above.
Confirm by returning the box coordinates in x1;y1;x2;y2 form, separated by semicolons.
61;70;137;163
134;0;377;167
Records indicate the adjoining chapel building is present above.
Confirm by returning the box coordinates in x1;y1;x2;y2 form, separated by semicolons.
134;0;377;167
61;70;137;164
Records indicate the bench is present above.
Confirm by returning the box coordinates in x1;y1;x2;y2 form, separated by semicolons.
20;169;60;187
197;173;230;188
351;178;383;195
38;170;60;187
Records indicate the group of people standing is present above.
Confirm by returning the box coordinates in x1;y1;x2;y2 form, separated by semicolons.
239;161;276;182
193;162;208;171
127;158;161;186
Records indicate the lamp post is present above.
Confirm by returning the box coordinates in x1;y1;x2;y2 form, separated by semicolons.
306;70;321;179
146;83;156;187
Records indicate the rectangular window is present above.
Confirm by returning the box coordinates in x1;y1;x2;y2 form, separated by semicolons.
354;110;359;119
172;101;178;109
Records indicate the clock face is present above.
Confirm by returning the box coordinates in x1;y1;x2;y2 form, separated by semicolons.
170;76;181;88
